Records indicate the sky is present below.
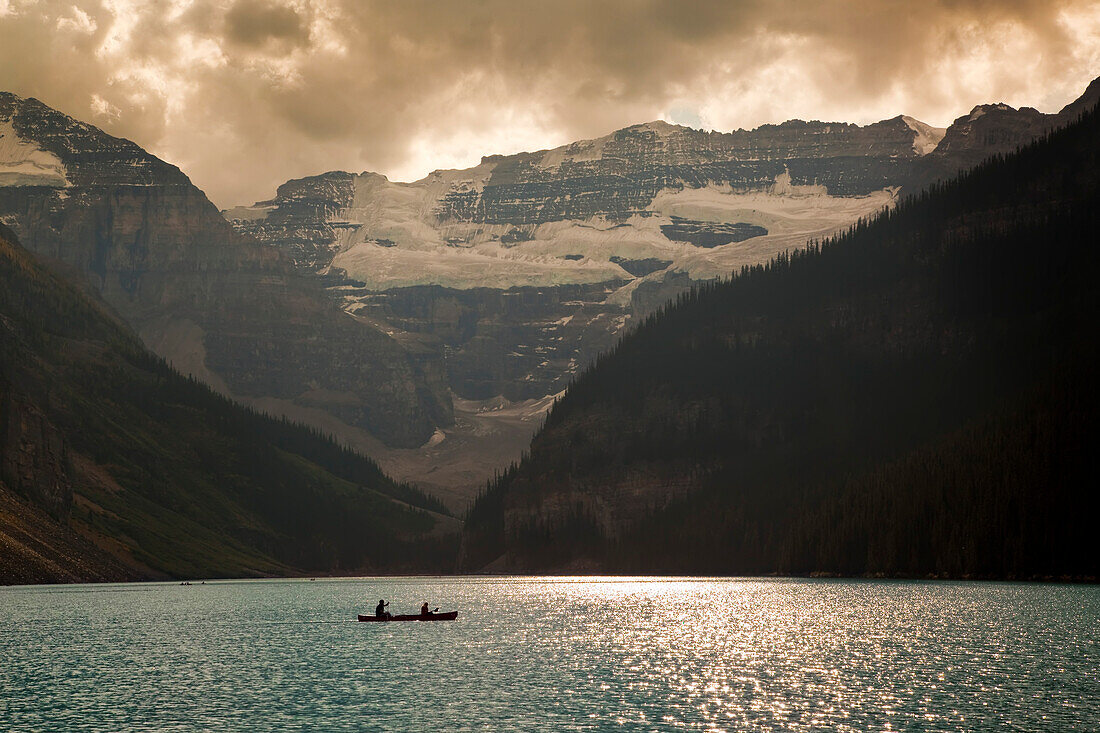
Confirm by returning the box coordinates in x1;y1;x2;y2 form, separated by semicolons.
2;0;1099;208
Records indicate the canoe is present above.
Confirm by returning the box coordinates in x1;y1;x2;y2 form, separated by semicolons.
357;611;458;622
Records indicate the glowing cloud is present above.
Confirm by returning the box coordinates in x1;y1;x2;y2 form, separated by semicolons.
1;0;1098;207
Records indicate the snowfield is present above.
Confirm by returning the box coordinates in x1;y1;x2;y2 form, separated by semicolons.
0;119;70;188
901;116;947;156
323;170;899;290
228;113;946;293
653;179;899;280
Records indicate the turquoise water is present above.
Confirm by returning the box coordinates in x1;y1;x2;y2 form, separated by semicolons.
1;577;1097;731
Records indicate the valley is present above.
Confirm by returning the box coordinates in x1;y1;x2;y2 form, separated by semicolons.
223;82;1095;502
2;77;1097;583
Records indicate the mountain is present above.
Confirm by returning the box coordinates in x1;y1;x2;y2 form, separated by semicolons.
0;92;451;448
459;97;1100;578
1;222;457;585
227;79;1098;502
228;117;928;294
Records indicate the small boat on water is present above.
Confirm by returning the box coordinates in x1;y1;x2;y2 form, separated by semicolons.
358;611;458;622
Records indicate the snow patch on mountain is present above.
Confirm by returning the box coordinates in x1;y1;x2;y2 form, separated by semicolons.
964;103;1014;123
649;183;899;280
222;203;273;221
417;158;498;193
332;240;625;290
901;116;946;155
324;171;898;290
538;134;610;168
0;118;69;187
769;169;828;196
323;170;680;289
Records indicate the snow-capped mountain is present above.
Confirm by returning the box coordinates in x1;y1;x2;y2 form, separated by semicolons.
223;84;1095;500
3;78;1086;503
229;116;938;289
227;116;938;401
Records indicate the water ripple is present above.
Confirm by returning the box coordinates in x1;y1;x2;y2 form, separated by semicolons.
1;578;1097;731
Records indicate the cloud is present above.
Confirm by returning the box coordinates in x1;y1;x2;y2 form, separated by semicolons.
224;0;309;48
89;92;120;121
1;0;1099;208
55;5;96;33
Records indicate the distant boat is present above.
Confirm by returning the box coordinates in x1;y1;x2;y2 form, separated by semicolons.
358;611;458;622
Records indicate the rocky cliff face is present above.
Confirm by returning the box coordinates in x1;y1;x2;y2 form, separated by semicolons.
436;117;926;224
0;93;451;447
231;117;934;276
357;282;629;400
0;383;73;522
228;116;932;406
226;171;359;273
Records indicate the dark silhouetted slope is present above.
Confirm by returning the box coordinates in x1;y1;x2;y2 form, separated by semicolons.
1;223;455;584
461;101;1100;579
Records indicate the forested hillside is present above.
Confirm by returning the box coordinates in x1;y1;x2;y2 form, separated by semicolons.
461;102;1100;579
1;224;455;584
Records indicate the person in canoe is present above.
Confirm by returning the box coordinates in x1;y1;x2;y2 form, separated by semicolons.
375;599;391;620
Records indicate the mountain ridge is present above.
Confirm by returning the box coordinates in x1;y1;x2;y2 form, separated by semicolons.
0;92;453;449
222;78;1098;503
458;94;1100;577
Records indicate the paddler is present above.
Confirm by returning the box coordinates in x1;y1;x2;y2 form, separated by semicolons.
375;599;390;619
420;602;431;616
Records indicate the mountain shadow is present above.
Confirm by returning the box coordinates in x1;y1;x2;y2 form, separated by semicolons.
1;223;456;585
461;100;1100;579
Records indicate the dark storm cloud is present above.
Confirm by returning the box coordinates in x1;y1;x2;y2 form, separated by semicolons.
1;0;1097;207
224;0;309;48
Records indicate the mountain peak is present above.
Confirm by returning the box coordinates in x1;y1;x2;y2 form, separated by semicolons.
627;119;683;134
1059;75;1100;119
965;102;1016;122
0;90;189;188
1;105;71;188
899;115;947;155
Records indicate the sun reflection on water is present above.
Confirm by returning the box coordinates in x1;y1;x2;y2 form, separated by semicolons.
1;577;1097;731
479;577;1098;731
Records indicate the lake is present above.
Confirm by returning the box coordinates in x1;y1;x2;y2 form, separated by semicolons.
1;577;1097;731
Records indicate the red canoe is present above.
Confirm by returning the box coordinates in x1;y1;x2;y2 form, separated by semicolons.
358;611;458;622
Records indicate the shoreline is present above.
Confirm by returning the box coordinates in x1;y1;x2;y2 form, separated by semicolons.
5;571;1098;589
